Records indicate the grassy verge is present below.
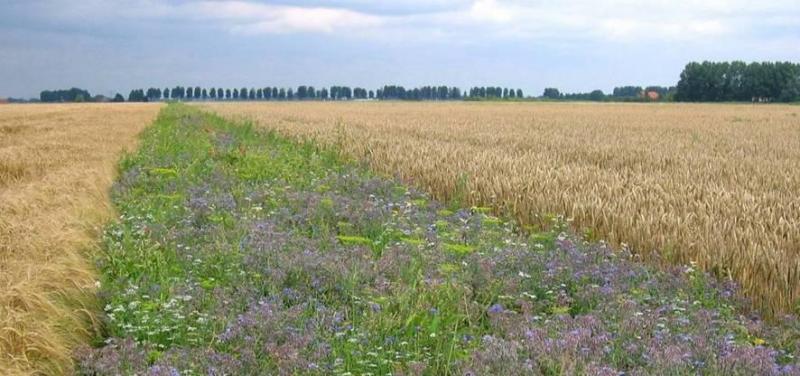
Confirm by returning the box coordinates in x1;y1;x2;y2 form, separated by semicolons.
77;103;800;375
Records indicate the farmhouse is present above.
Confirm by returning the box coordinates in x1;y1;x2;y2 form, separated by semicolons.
645;90;660;101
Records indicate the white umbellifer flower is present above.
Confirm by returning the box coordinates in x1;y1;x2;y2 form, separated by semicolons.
522;292;537;300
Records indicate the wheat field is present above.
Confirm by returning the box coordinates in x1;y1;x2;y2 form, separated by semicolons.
205;101;800;315
0;103;160;375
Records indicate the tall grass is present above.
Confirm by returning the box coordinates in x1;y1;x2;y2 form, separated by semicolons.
0;103;160;374
204;101;800;315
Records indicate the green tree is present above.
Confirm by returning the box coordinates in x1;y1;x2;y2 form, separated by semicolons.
543;88;561;99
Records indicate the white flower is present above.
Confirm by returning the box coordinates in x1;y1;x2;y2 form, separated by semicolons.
522;292;537;300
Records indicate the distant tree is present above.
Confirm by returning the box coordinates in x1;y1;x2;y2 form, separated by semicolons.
320;88;329;100
233;89;239;99
163;88;170;100
146;88;161;101
210;88;216;99
436;86;447;100
516;89;523;98
543;88;561;99
353;87;367;99
113;93;125;102
40;88;93;102
589;89;606;101
249;88;255;100
256;88;263;100
127;89;147;102
194;87;202;100
225;89;231;99
202;88;208;99
674;61;800;102
612;86;643;98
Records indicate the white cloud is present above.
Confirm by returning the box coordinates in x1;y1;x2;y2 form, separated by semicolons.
469;0;514;23
21;0;800;43
184;1;383;34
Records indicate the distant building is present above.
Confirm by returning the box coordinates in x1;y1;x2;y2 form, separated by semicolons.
645;91;660;101
0;98;9;104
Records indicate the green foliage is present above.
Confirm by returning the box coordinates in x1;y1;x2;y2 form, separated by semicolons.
676;61;800;102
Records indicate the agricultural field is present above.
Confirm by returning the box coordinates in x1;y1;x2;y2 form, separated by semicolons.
73;104;800;374
204;101;800;315
2;102;800;375
0;103;160;374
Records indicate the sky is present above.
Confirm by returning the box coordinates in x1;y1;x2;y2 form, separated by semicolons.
1;0;799;98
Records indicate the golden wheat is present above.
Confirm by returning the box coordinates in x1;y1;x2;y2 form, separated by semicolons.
0;103;160;375
204;101;800;315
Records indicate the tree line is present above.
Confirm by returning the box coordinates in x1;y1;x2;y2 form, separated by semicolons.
466;87;523;100
541;86;675;102
675;61;800;102
40;88;93;102
125;85;475;102
38;85;520;103
538;61;799;103
35;62;800;104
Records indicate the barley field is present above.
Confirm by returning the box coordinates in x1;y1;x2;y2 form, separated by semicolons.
0;103;160;375
204;101;800;314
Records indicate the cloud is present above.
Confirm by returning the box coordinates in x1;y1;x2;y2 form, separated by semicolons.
469;0;514;23
11;0;797;42
185;1;383;34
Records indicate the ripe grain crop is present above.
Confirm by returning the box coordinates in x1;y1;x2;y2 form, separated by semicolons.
204;101;800;315
0;103;160;375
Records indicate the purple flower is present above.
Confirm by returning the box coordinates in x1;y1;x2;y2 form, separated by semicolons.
488;304;504;314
